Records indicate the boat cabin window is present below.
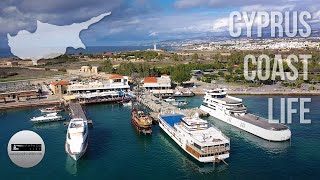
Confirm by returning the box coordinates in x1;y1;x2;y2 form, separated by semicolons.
211;94;225;98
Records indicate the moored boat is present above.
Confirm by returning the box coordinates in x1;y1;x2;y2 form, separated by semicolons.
131;108;152;135
65;118;89;161
40;106;64;113
171;100;188;106
31;113;64;123
200;88;291;141
158;112;230;163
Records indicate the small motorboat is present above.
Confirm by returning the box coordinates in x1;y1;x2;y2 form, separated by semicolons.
40;106;64;113
171;100;188;106
123;101;133;107
163;97;176;102
31;113;64;123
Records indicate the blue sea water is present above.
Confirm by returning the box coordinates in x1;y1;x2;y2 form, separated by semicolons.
0;95;319;179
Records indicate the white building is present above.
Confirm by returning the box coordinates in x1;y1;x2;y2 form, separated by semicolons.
142;75;172;90
68;74;130;94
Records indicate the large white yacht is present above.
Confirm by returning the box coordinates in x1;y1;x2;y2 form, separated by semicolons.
200;88;291;142
65;118;89;161
158;112;230;163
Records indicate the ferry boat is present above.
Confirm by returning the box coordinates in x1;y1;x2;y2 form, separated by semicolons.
65;118;89;161
131;109;152;135
158;112;230;163
200;88;291;142
30;113;64;123
40;106;64;113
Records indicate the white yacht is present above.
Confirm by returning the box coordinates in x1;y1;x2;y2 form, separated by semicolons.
200;88;291;142
158;112;230;163
30;113;64;123
65;118;89;161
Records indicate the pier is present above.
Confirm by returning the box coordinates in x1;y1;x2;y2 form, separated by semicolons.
137;93;208;121
68;102;93;126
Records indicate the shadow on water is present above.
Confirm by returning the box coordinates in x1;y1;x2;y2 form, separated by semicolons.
65;156;78;175
32;121;64;129
85;128;112;160
205;116;291;154
157;129;228;175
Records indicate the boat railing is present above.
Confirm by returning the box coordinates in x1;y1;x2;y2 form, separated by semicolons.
187;142;229;155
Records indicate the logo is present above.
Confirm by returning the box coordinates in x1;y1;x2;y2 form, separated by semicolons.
7;130;45;168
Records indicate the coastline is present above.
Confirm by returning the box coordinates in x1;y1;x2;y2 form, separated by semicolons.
0;99;61;110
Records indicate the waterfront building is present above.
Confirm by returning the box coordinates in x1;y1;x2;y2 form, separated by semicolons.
142;75;172;91
50;80;71;95
67;74;130;94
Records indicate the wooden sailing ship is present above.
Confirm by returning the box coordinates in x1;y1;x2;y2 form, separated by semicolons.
131;108;152;135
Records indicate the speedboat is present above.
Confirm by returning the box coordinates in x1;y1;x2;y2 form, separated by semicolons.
123;101;133;107
65;118;89;161
30;113;64;123
171;100;188;106
163;97;176;102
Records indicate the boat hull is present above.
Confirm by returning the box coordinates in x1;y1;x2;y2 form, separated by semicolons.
65;138;88;161
200;105;291;142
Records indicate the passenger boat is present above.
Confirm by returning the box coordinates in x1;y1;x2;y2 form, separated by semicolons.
65;118;89;161
200;88;291;141
158;112;230;163
40;106;64;113
30;113;64;123
131;109;152;135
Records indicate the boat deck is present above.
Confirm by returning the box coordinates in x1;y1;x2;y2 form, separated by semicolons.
231;113;288;131
69;102;93;126
216;97;241;104
161;114;185;127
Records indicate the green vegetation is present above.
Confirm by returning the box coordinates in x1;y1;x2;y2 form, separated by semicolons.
115;62;160;77
99;59;113;73
113;51;160;61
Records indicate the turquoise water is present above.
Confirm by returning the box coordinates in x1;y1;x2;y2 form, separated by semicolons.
1;96;320;179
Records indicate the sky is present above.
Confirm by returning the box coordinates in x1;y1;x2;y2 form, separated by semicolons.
1;0;320;48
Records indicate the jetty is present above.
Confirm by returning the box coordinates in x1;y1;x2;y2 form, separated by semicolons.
137;93;208;122
68;102;93;126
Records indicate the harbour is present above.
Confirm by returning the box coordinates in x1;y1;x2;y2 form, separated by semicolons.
0;95;319;179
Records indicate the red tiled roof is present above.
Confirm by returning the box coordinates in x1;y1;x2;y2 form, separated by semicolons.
144;77;157;83
110;74;123;79
51;80;71;86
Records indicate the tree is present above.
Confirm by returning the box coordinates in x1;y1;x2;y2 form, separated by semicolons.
171;69;191;84
100;59;113;73
172;53;180;61
192;53;199;61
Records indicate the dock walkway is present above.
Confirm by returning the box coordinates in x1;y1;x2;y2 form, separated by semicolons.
68;102;93;126
137;93;208;121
